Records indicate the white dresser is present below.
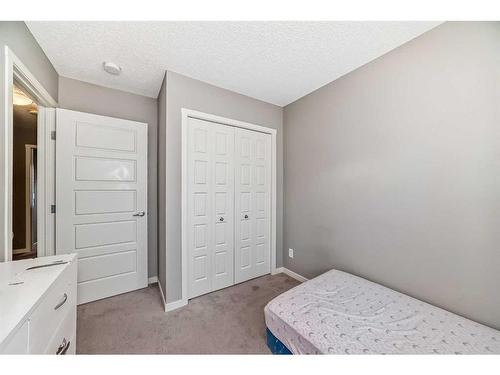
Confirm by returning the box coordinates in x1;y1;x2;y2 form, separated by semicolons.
0;254;77;354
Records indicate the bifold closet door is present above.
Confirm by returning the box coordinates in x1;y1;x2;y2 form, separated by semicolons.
234;128;272;283
187;118;235;299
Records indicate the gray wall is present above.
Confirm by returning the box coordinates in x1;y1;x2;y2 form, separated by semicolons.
283;22;500;329
58;76;158;278
160;71;283;303
157;75;167;292
0;22;58;101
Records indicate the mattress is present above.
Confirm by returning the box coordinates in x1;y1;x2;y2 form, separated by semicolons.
266;328;292;354
265;269;500;354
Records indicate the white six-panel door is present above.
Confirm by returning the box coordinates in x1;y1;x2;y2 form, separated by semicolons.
187;118;235;298
56;109;148;304
234;127;271;283
187;117;271;299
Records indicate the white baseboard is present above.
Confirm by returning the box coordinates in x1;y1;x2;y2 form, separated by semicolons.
273;267;308;283
158;279;167;311
148;276;158;284
165;298;188;312
271;267;284;275
157;279;188;312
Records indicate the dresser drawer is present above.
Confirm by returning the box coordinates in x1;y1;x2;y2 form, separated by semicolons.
0;320;29;354
45;306;76;355
29;261;77;353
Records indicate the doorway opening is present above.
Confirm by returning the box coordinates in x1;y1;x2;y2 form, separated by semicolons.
2;46;57;262
12;83;38;260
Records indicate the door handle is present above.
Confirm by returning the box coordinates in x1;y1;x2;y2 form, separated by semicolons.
60;340;70;355
133;211;146;217
54;293;68;310
56;338;70;355
26;260;68;271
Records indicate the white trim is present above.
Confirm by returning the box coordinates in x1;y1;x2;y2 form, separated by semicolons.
148;276;158;284
181;108;278;307
157;280;189;314
165;299;188;312
157;278;167;312
10;51;57;108
180;112;189;309
37;107;56;257
1;46;57;262
273;267;308;283
270;124;277;275
1;46;14;262
271;266;283;275
183;109;278;136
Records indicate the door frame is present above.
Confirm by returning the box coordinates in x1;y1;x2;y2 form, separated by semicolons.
1;46;57;261
180;108;277;310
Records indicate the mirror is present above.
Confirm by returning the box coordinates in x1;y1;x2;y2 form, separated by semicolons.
12;82;39;261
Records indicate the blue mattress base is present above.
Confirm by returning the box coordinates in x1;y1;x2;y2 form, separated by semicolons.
266;328;292;354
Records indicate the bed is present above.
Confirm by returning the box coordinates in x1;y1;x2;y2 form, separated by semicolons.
264;269;500;354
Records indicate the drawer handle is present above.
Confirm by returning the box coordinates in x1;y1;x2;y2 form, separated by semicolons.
56;338;70;355
26;261;68;270
61;340;70;355
54;293;68;310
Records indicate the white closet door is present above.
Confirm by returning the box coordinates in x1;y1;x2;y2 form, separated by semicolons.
211;124;235;291
234;128;272;283
187;118;234;298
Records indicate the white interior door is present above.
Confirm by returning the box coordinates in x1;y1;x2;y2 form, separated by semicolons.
234;128;271;283
55;109;148;304
187;118;234;298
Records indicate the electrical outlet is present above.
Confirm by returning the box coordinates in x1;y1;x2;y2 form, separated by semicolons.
288;248;294;259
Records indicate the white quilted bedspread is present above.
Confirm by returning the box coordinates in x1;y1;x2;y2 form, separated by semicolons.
265;270;500;354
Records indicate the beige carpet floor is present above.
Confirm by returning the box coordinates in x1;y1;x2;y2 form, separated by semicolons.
76;273;300;354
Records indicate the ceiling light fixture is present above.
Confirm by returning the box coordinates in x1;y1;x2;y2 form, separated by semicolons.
103;61;122;75
13;87;33;106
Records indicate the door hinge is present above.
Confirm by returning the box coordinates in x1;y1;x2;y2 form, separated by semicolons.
50;205;56;214
51;131;56;140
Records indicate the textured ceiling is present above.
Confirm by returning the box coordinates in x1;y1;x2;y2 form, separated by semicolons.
27;21;441;106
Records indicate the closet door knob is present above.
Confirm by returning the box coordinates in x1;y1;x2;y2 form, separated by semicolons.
244;214;249;219
219;217;224;222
